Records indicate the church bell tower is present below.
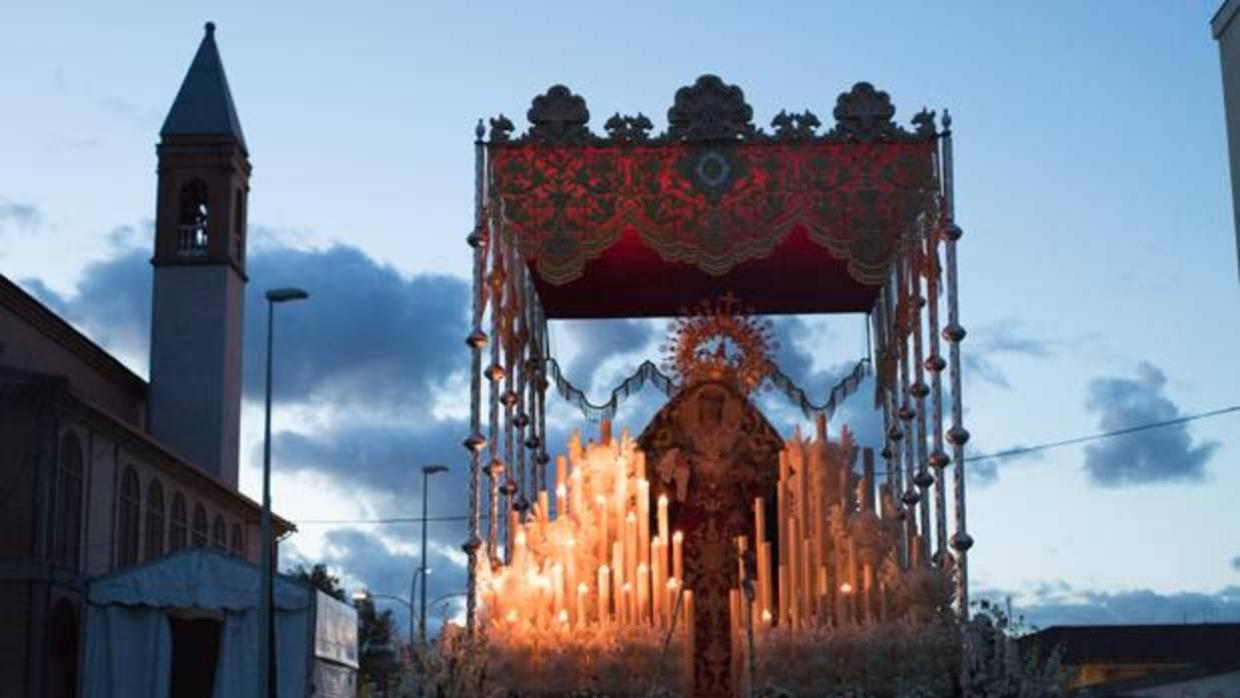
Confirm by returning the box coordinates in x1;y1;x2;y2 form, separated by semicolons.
148;22;249;486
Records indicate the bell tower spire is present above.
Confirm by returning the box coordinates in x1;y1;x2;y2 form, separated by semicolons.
148;22;250;486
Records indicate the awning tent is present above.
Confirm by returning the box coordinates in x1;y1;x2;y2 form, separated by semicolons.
83;548;312;698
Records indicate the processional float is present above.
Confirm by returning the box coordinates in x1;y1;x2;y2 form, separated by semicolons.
461;75;972;697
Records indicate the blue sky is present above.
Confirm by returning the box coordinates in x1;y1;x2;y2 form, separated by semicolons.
3;1;1239;629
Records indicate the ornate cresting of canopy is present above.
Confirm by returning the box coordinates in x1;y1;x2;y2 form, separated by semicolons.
462;76;972;638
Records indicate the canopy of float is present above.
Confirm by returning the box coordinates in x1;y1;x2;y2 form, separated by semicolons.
83;548;312;698
484;76;941;319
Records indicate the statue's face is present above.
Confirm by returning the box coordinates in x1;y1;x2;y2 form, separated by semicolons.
699;392;725;429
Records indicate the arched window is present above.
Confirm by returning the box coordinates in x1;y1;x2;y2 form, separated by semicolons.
54;433;84;570
169;492;187;551
191;503;208;547
177;178;209;256
230;523;244;557
116;465;140;567
144;479;165;560
212;514;226;549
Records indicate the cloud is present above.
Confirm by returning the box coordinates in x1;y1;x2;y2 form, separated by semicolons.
556;318;657;390
978;581;1240;629
964;441;1047;488
1082;362;1219;486
1232;555;1240;572
284;527;469;636
0;199;42;235
240;245;469;414
272;418;471;503
964;320;1051;390
18;231;471;417
21;240;151;365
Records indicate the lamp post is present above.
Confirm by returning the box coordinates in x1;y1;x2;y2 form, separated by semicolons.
419;464;449;643
259;287;308;698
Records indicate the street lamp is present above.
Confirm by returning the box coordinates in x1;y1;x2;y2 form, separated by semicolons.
259;287;308;698
419;464;449;644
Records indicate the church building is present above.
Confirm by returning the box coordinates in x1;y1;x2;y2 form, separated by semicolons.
0;23;295;698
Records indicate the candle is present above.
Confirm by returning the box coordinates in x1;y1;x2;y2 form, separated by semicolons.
555;483;567;518
596;495;609;563
507;509;519;562
556;454;568;492
672;531;684;585
622;582;632;625
683;589;695;640
565;539;577;622
759;541;772;621
778;564;788;626
637;480;650;573
612;541;624;611
538;490;550;521
552;563;565;618
634;449;646;482
651;537;664;625
625;510;638;603
598;564;611;623
802;537;813;620
577;582;589;627
514;527;527;568
787;515;800;627
657;495;670;563
613;463;628;536
571;468;584;518
637;562;649;624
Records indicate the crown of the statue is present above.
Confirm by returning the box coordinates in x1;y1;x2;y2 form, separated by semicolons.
664;294;777;395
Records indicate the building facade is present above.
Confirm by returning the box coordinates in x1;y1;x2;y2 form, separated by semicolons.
0;23;291;698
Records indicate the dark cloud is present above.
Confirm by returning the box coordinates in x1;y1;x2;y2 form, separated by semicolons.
271;418;472;503
1082;362;1219;486
241;245;469;413
22;243;151;363
20;233;470;415
0;199;41;232
964;320;1051;390
1232;555;1240;572
977;581;1240;629
555;319;656;390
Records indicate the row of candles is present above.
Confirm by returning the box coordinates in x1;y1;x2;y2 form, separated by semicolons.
479;422;695;671
725;417;908;684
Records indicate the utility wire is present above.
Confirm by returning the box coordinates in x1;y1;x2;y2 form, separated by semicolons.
289;404;1240;527
964;404;1240;464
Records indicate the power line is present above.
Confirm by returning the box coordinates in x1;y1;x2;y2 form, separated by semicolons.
964;404;1240;464
293;514;473;525
288;404;1240;527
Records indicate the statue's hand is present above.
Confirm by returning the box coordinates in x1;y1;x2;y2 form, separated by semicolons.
674;463;691;502
657;448;679;483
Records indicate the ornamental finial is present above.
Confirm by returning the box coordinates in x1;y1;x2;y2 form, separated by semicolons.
204;21;215;35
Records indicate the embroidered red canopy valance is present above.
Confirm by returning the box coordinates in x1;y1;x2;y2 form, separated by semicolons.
484;76;941;318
